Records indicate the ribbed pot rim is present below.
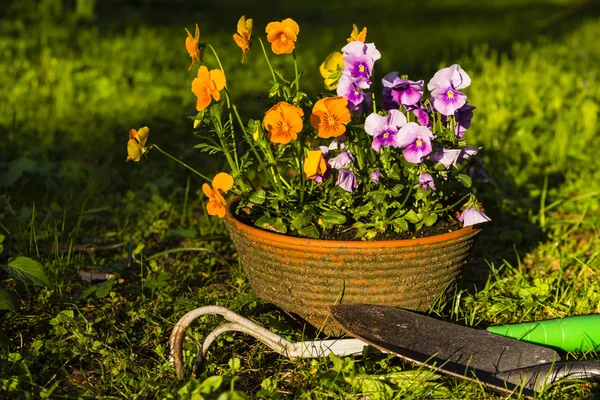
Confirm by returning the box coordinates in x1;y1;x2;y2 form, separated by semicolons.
225;197;478;248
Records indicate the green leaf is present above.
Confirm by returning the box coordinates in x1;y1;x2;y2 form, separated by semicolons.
423;212;438;227
388;164;402;180
0;288;19;311
392;218;409;232
254;215;287;234
404;210;421;224
5;256;50;287
0;234;4;255
291;211;312;230
199;375;223;394
456;174;472;188
95;277;117;298
353;202;374;218
249;189;266;205
298;224;319;239
320;210;347;226
367;191;387;205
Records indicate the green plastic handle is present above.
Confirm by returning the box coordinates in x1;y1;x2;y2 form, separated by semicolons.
487;315;600;353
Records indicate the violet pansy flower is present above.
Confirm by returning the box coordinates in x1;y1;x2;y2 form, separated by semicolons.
418;173;435;191
341;41;381;81
429;148;461;169
427;64;471;116
329;151;355;169
458;206;491;227
337;74;369;109
382;72;424;109
364;109;407;153
405;104;431;127
427;64;471;93
455;104;475;137
396;122;435;163
371;170;380;184
336;169;357;193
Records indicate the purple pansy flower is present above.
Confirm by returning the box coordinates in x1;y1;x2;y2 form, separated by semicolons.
405;104;431;127
458;206;491;227
329;151;355;169
396;122;435;163
431;85;467;116
466;158;490;183
418;173;436;191
328;136;346;150
427;64;471;93
427;65;471;116
429;148;461;169
337;74;369;109
336;169;357;193
382;72;424;109
364;109;407;153
371;170;380;184
341;42;381;77
455;104;476;137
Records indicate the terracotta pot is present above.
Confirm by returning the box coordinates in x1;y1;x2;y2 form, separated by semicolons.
224;198;480;336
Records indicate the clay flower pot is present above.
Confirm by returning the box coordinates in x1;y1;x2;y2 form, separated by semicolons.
224;198;480;336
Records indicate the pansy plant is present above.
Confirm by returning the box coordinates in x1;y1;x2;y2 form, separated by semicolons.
127;18;490;240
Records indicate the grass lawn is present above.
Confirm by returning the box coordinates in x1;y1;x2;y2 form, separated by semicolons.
1;0;600;398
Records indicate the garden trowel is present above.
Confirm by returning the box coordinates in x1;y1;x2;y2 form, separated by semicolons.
330;304;600;398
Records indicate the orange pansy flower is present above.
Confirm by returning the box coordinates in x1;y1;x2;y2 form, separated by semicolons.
126;127;150;162
304;150;328;180
310;97;351;139
233;15;253;64
192;66;226;111
347;24;367;43
185;24;201;71
202;172;234;218
265;18;299;55
263;102;304;144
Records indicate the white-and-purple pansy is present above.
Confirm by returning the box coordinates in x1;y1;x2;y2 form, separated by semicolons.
455;104;476;137
458;206;491;227
405;104;431;127
336;169;357;193
341;41;381;75
429;148;461;169
382;72;424;109
427;64;471;116
371;170;380;184
337;74;369;109
427;64;471;92
329;151;355;169
396;122;435;163
458;147;480;163
328;135;346;150
364;109;407;153
418;173;436;191
431;84;467;116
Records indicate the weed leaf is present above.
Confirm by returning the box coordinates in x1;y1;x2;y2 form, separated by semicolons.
5;256;50;287
0;288;19;311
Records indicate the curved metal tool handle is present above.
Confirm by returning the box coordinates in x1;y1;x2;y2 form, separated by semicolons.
169;305;375;380
494;360;600;391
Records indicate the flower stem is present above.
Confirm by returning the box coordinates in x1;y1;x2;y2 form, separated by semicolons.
436;193;470;213
292;50;300;98
151;144;211;182
207;44;240;173
258;38;277;85
230;102;283;196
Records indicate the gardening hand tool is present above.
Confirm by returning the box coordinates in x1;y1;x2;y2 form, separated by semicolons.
330;304;600;398
487;315;600;353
